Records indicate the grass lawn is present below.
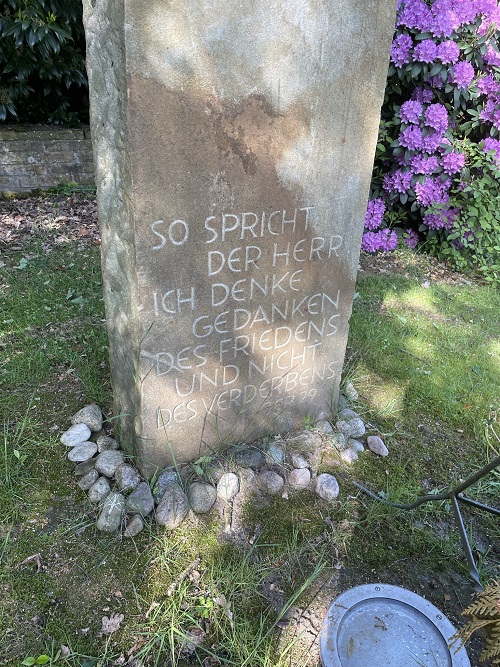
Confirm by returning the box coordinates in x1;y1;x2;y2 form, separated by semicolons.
0;192;498;666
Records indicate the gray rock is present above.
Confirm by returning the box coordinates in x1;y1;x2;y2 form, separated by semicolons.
124;513;144;538
155;482;189;529
126;481;154;516
96;435;120;452
71;404;103;432
115;463;142;492
337;394;350;411
340;448;359;464
289;451;309;469
287;430;322;452
367;435;389;457
344;381;359;401
235;447;265;470
188;482;217;513
315;473;340;501
68;441;98;462
329;432;348;450
95;450;125;477
96;492;125;533
265;441;285;465
153;469;179;505
217;473;240;501
60;423;91;447
349;439;365;453
74;459;96;476
315;420;334;434
288;468;311;490
335;417;365;439
257;471;284;495
88;476;111;503
78;468;100;490
339;408;360;421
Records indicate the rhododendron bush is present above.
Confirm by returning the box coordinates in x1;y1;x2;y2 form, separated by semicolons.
366;0;500;283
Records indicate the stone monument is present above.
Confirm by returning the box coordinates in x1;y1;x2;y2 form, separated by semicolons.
83;0;397;476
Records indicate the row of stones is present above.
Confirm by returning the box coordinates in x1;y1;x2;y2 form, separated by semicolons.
61;400;388;536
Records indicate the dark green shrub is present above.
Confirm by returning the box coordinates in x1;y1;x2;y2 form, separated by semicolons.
0;0;88;124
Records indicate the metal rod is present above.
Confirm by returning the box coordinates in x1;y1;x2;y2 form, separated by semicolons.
450;493;483;593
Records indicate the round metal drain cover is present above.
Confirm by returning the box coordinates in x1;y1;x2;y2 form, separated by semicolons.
320;584;470;667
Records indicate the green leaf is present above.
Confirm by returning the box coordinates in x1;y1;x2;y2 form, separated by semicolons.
22;660;36;666
36;657;50;665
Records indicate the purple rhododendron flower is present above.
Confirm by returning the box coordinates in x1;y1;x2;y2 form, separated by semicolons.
483;137;500;165
383;169;413;194
413;39;438;63
412;87;434;104
453;61;475;88
398;0;432;31
415;177;449;206
484;44;500;67
399;125;424;150
391;33;414;68
404;229;419;248
422;131;445;153
364;198;386;231
436;40;460;64
423;208;458;230
425;103;449;133
362;229;398;253
477;74;500;96
442;150;465;174
410;154;439;174
400;99;423;124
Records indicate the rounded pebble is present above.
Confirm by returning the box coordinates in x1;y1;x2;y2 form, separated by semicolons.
315;420;334;434
95;450;125;477
124;513;144;538
217;473;240;501
96;492;125;533
74;459;96;476
115;463;141;492
340;448;359;464
78;468;100;490
288;468;311;490
96;435;120;452
88;476;111;503
265;441;285;465
315;473;340;501
155;482;189;529
60;423;91;447
367;435;389;457
71;404;103;432
126;481;154;516
188;482;217;513
235;447;265;470
290;451;309;469
257;471;284;495
349;439;365;453
67;441;97;462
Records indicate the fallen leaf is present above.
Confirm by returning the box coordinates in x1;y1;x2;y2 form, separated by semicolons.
100;613;124;636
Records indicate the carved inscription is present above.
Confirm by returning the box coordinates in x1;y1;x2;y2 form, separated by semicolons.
139;207;344;429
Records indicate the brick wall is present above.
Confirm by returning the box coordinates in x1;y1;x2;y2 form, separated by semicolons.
0;126;95;192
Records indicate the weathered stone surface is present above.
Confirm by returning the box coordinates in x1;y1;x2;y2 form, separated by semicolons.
88;476;111;503
289;452;309;469
257;471;284;495
74;459;96;476
287;431;322;453
288;468;311;490
217;473;240;501
328;432;348;450
338;409;360;421
155;482;189;528
83;0;398;473
188;482;217;514
315;473;340;501
153;469;179;504
124;513;145;537
321;448;341;468
71;404;103;432
96;492;125;533
115;464;142;492
335;417;366;439
235;447;265;470
265;442;285;466
95;450;125;477
97;435;120;452
315;420;334;435
344;382;359;401
60;423;91;447
349;438;365;453
78;468;100;490
367;435;389;457
126;481;154;516
67;442;98;463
